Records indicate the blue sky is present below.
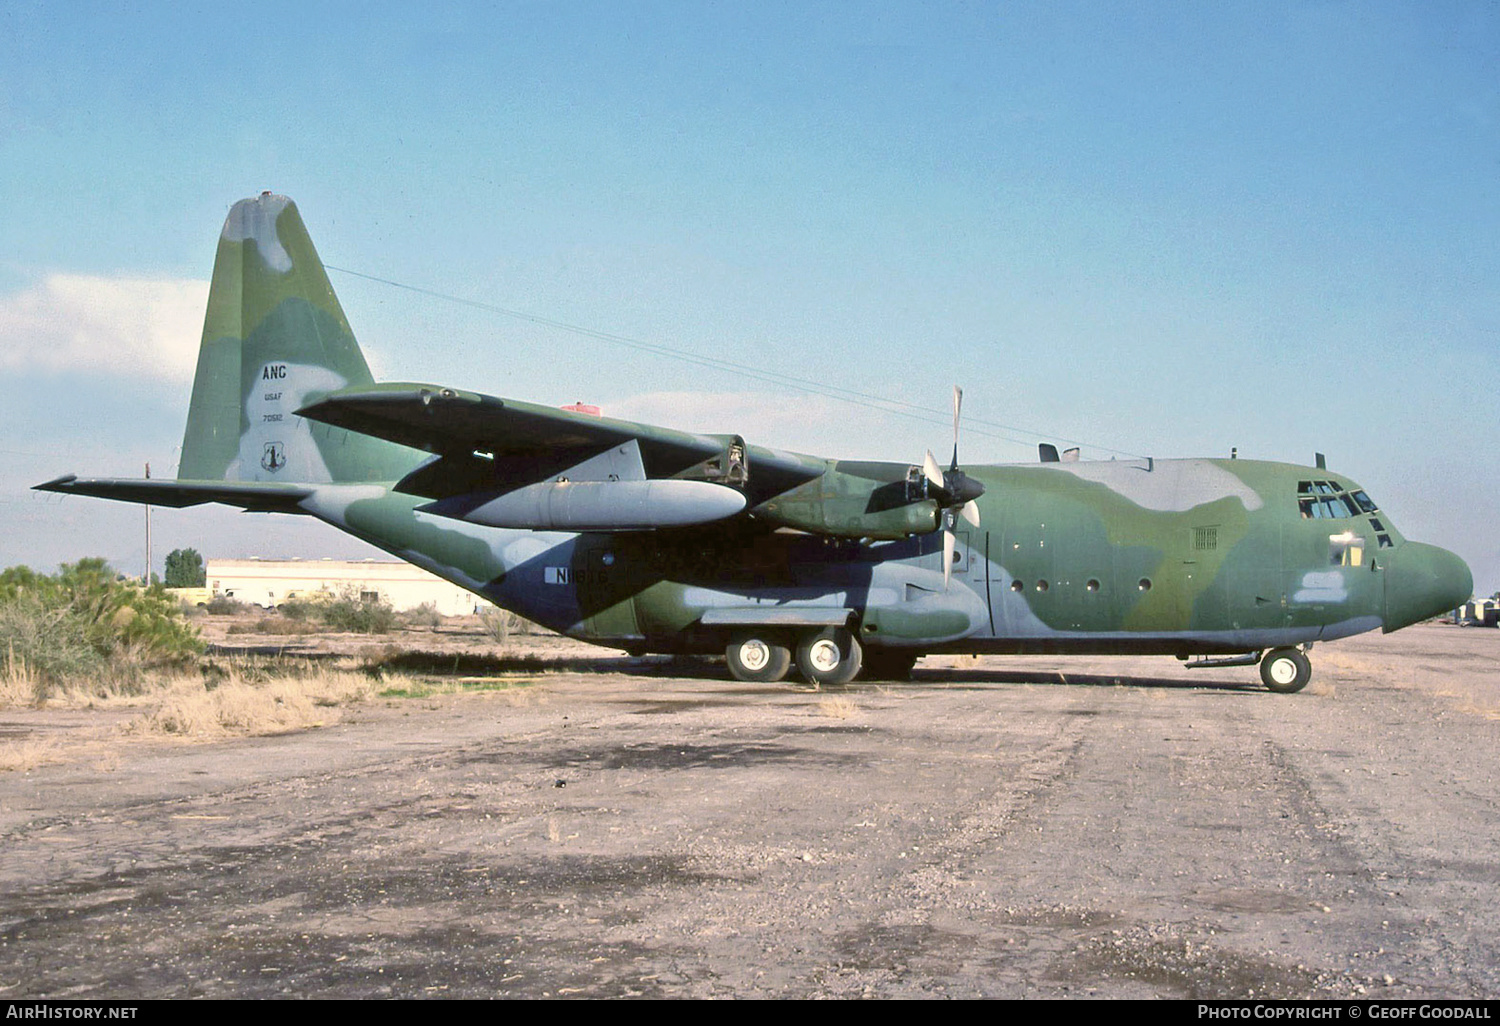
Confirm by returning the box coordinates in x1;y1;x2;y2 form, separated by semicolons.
2;1;1497;592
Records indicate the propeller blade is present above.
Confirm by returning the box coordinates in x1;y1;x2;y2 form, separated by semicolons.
950;386;963;471
923;450;945;491
943;525;955;589
960;499;980;527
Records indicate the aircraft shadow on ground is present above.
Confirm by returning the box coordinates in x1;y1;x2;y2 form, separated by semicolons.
206;643;1265;693
620;660;1267;693
893;668;1265;693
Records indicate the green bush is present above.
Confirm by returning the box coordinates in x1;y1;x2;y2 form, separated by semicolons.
205;595;248;615
318;593;399;634
276;598;319;621
0;558;203;695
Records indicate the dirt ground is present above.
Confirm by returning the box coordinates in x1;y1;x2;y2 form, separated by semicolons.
0;621;1497;999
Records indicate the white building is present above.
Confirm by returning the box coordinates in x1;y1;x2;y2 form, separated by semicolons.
206;558;493;616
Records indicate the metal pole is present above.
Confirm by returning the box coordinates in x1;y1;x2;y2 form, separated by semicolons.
145;462;152;586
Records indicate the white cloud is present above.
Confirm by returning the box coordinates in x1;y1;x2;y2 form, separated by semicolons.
0;274;209;383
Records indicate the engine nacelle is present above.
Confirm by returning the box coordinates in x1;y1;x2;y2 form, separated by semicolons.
751;460;941;540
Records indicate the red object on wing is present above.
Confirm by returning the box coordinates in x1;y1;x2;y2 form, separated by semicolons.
560;402;602;417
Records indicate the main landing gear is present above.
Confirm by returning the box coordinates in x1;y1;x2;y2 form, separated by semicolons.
724;633;793;683
725;628;866;686
1259;646;1312;693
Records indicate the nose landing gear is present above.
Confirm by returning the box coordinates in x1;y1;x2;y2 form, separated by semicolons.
1259;647;1312;693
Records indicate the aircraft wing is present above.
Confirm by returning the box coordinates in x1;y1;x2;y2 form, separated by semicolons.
296;383;826;509
34;476;314;514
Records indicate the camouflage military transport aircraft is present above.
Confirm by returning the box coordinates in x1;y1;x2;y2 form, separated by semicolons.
37;194;1473;693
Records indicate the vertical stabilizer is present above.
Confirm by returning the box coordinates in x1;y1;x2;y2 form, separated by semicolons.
177;193;416;484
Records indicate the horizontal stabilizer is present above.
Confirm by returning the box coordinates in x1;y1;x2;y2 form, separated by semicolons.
34;476;313;514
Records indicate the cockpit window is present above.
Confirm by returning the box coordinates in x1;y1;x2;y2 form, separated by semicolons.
1298;480;1378;520
1329;531;1364;567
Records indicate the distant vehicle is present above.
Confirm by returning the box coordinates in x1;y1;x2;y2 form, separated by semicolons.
1455;599;1500;628
37;194;1473;693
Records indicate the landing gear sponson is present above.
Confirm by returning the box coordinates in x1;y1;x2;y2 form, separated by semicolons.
723;616;1317;691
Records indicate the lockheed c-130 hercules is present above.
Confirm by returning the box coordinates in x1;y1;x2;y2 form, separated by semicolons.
38;194;1473;693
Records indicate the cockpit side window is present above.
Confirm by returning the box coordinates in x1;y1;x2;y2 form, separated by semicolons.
1329;531;1364;567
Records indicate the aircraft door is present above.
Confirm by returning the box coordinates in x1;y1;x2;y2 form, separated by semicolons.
952;528;984;586
1224;526;1288;631
579;543;641;641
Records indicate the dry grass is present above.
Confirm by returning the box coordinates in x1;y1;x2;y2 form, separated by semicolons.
817;696;858;719
0;736;63;773
226;616;320;636
0;632;548;770
1;645;40;707
125;665;394;737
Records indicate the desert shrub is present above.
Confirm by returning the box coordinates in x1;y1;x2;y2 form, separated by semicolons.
481;607;517;643
403;602;443;629
205;595;248;615
0;602;107;695
319;593;399;634
0;559;203;698
276;598;320;621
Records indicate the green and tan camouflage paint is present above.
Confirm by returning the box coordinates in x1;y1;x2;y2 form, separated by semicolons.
38;193;1474;668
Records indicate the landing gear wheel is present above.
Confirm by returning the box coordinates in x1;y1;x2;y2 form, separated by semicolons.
796;629;863;686
725;634;792;683
1260;647;1311;693
860;651;918;681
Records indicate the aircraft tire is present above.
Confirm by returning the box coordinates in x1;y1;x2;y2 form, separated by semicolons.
861;651;918;682
1260;647;1311;693
725;634;792;683
796;629;863;686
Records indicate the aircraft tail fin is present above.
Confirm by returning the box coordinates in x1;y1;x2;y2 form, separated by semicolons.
177;193;418;485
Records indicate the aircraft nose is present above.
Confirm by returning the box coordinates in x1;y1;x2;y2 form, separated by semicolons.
1384;542;1473;632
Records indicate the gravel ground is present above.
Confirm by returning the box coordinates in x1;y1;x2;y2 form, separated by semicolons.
0;622;1496;999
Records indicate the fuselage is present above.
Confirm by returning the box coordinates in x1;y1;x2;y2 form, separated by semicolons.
295;455;1472;659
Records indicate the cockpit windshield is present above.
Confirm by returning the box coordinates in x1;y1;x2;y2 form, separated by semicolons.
1297;480;1379;520
1298;480;1393;547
